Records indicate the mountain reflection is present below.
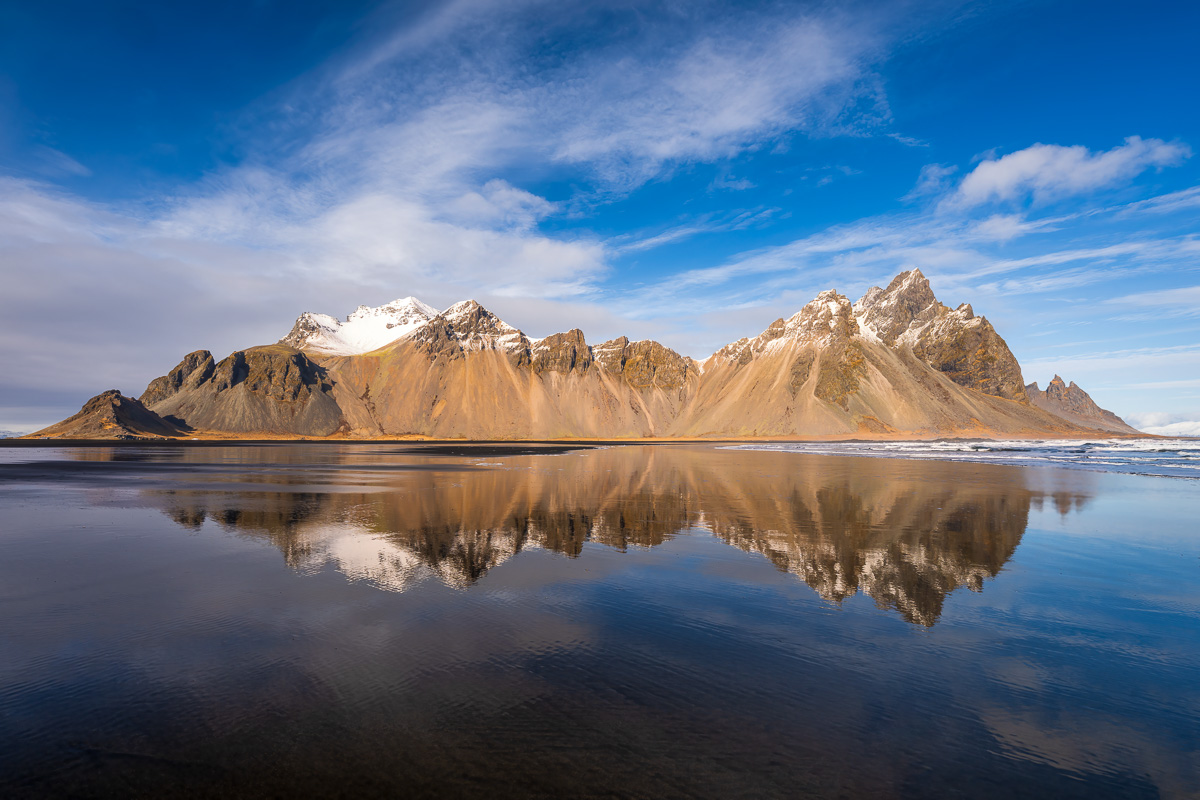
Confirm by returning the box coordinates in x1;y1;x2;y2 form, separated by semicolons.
142;445;1091;625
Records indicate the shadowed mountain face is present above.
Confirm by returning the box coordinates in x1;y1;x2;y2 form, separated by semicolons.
32;271;1124;440
93;445;1097;626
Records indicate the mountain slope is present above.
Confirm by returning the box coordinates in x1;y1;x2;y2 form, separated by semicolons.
1026;375;1140;434
319;302;699;438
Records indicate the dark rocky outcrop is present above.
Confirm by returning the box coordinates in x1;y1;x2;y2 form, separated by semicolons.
144;345;345;436
28;390;186;439
593;336;698;391
532;329;593;374
140;350;215;406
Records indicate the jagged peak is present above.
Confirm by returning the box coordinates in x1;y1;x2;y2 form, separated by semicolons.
1028;375;1139;433
443;299;483;316
785;290;856;335
853;269;974;348
713;289;857;364
438;300;520;335
409;299;529;356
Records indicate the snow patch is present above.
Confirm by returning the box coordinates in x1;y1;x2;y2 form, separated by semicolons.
284;297;439;355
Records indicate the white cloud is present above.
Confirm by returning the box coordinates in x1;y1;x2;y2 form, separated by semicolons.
950;136;1191;208
1020;345;1200;388
445;180;557;230
1;2;896;416
1140;421;1200;437
886;132;928;147
969;213;1042;242
1123;412;1200;437
548;16;883;184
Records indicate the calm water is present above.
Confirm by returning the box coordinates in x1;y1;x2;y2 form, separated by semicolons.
0;443;1197;798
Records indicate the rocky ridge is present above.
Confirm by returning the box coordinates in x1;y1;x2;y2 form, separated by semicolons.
852;270;1028;402
135;345;344;436
1026;375;1139;434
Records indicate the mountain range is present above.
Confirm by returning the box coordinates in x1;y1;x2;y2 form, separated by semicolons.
28;270;1139;439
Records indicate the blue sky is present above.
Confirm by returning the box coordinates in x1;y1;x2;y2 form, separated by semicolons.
1;0;1198;433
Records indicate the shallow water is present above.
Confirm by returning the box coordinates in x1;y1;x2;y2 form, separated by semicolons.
728;437;1200;478
0;444;1197;798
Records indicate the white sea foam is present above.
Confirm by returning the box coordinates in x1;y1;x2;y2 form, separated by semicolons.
724;438;1200;479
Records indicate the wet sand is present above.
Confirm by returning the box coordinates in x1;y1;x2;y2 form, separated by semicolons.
0;444;1196;797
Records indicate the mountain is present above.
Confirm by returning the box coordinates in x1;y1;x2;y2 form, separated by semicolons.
28;390;186;439
1026;375;1140;434
31;271;1142;439
280;297;439;355
317;300;699;438
673;270;1061;436
138;345;344;436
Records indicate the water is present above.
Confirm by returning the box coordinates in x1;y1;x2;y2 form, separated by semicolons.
727;437;1200;478
0;443;1197;798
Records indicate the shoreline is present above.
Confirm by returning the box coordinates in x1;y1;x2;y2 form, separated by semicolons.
1;431;1168;447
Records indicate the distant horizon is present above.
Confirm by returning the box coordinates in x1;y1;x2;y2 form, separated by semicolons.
2;0;1197;433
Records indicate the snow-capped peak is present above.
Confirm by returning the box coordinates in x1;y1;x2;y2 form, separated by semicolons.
440;299;516;332
281;296;440;355
347;297;439;323
429;299;527;352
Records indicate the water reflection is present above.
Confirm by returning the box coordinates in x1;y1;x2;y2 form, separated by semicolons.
121;445;1096;625
4;443;1193;799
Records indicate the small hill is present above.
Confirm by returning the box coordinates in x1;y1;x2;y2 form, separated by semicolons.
27;390;186;439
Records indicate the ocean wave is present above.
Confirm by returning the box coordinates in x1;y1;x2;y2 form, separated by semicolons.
723;438;1200;479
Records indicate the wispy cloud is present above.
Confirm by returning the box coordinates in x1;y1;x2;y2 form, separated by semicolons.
948;136;1191;209
30;146;92;178
651;171;1200;311
0;0;900;416
1106;284;1200;319
903;163;957;200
